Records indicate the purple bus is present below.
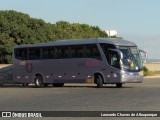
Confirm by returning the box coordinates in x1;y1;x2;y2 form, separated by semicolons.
13;38;146;88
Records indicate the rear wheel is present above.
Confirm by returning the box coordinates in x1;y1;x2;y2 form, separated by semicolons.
116;83;122;88
53;83;64;87
34;75;44;88
95;74;103;88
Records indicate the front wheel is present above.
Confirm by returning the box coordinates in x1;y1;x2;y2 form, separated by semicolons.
34;75;44;88
95;75;103;88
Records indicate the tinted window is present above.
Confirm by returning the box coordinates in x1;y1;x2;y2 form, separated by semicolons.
42;47;55;59
15;48;27;60
70;45;85;58
48;47;55;59
42;47;48;59
28;48;41;60
15;44;102;60
55;46;70;59
100;43;115;62
85;44;101;60
109;51;120;69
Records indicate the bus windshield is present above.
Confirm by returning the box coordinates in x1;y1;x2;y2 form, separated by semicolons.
118;46;143;72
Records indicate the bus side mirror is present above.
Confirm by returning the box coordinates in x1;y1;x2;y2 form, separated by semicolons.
139;50;147;63
119;51;123;60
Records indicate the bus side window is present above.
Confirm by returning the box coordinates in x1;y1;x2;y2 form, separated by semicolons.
48;47;55;59
100;43;115;62
56;47;62;59
28;48;40;60
85;47;91;57
110;52;120;69
70;45;85;58
29;48;33;59
91;45;101;60
42;47;48;59
55;46;70;59
77;46;84;58
42;47;55;59
15;48;27;60
71;48;76;58
62;46;70;58
85;44;101;60
35;48;41;59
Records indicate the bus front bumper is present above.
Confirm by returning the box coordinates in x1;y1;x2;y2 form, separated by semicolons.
121;72;143;83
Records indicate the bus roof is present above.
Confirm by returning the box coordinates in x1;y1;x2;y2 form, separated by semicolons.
14;38;137;48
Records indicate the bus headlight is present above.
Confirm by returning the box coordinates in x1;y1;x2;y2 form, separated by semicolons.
138;71;143;76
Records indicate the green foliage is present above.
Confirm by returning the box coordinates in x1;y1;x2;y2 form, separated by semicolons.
143;66;149;76
0;10;108;63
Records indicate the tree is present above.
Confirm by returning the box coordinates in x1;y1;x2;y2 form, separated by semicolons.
0;10;108;63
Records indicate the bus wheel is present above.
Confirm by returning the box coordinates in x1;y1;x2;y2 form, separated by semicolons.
116;83;122;88
96;75;103;88
53;83;64;87
34;75;44;88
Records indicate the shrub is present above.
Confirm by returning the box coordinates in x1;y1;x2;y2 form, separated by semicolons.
143;66;148;76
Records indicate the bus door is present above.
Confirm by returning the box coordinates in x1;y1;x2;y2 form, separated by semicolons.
108;49;121;82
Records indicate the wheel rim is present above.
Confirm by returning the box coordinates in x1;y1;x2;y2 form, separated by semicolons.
36;78;40;86
96;75;103;88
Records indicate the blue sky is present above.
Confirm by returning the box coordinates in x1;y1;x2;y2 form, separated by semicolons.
0;0;160;59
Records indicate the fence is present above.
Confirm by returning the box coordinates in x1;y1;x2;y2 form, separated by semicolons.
143;63;160;71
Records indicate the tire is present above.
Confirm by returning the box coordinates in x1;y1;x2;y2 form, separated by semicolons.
96;75;103;88
34;75;44;88
52;83;64;87
116;83;122;88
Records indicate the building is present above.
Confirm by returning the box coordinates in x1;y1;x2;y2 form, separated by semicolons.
105;30;117;37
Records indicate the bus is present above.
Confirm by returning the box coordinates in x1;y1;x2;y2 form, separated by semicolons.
13;38;146;88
